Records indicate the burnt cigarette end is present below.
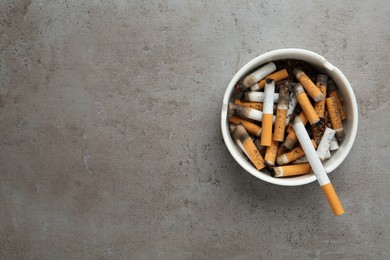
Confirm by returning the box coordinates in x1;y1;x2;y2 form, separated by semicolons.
270;167;276;177
228;103;238;115
235;124;250;142
293;83;305;95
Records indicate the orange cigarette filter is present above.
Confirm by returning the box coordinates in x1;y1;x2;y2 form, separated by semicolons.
234;99;264;111
272;163;311;177
314;74;328;118
228;116;262;137
256;69;289;90
294;84;320;125
321;183;345;216
277;139;317;165
328;88;347;121
264;140;279;166
293;68;324;102
261;114;273;146
273;84;289;142
234;125;265;170
326;97;345;140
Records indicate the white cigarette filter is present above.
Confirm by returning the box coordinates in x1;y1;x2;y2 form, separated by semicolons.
242;62;277;89
317;127;336;161
285;92;298;125
329;137;339;151
244;92;279;103
228;103;275;123
293;117;345;216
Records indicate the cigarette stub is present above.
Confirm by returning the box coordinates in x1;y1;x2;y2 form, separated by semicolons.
328;80;347;121
230;125;250;158
316;127;336;161
234;99;264;111
329;137;339;151
293;117;345;216
272;163;312;177
260;79;275;146
264;140;279;166
274;84;289;142
314;74;328;118
244;92;279;103
276;139;317;165
293;68;324;102
250;69;289;91
233;125;265;170
241;62;277;89
326;97;345;140
228;116;262;137
285;92;298;125
228;103;275;123
294;83;320;125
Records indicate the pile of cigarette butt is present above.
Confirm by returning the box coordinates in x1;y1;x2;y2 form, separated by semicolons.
228;61;346;178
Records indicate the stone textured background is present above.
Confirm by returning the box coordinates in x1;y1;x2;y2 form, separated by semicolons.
1;0;389;259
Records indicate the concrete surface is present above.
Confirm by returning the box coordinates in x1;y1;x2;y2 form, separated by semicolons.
1;0;389;259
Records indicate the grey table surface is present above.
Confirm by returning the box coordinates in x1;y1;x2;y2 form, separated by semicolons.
1;0;389;259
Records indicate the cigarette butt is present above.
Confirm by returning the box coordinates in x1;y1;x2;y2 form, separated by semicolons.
293;117;344;216
251;69;289;91
264;139;279;166
260;79;275;146
328;89;347;121
244;92;279;103
228;103;275;123
274;84;289;142
282;130;298;150
326;97;345;140
233;125;266;170
242;62;277;89
316;127;336;161
272;163;312;177
321;183;345;216
314;74;328;118
329;137;339;151
294;83;320;125
293;68;324;102
234;99;264;111
276;139;317;165
228;116;262;137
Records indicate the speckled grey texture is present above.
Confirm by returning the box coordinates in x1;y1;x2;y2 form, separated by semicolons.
1;0;389;259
